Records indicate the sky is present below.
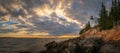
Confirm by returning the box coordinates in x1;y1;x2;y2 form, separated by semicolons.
0;0;112;36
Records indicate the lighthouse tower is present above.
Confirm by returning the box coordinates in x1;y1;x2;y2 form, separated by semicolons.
90;16;98;27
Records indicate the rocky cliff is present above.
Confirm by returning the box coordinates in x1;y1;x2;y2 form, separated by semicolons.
81;25;120;41
40;25;120;53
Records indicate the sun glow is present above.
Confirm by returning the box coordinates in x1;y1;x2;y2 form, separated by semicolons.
33;0;85;28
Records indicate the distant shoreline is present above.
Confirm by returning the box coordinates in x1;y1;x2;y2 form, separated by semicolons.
0;35;79;39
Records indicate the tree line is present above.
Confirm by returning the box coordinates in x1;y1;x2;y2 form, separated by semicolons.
80;0;120;34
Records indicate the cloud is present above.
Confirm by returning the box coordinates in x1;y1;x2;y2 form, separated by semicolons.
0;0;112;35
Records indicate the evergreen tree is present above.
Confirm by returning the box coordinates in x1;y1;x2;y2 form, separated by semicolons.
117;0;120;25
79;22;91;34
86;22;91;30
110;0;120;26
106;16;114;29
98;3;108;30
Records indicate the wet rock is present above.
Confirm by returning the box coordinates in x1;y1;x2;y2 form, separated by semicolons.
41;37;105;53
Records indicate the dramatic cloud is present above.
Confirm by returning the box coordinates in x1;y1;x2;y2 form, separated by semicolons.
0;0;112;35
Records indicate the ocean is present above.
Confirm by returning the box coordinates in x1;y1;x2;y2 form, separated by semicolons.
0;38;69;53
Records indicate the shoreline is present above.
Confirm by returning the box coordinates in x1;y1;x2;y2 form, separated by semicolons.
0;35;79;39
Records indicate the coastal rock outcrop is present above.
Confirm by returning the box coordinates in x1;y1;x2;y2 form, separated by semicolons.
40;37;119;53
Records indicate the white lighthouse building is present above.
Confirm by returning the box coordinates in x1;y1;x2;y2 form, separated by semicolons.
89;16;98;27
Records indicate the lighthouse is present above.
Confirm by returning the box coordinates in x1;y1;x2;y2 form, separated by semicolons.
90;16;98;27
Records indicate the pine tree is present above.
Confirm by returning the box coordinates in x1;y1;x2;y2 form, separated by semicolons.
106;16;114;29
98;3;108;31
86;22;91;30
110;0;120;26
79;22;91;34
117;0;120;24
